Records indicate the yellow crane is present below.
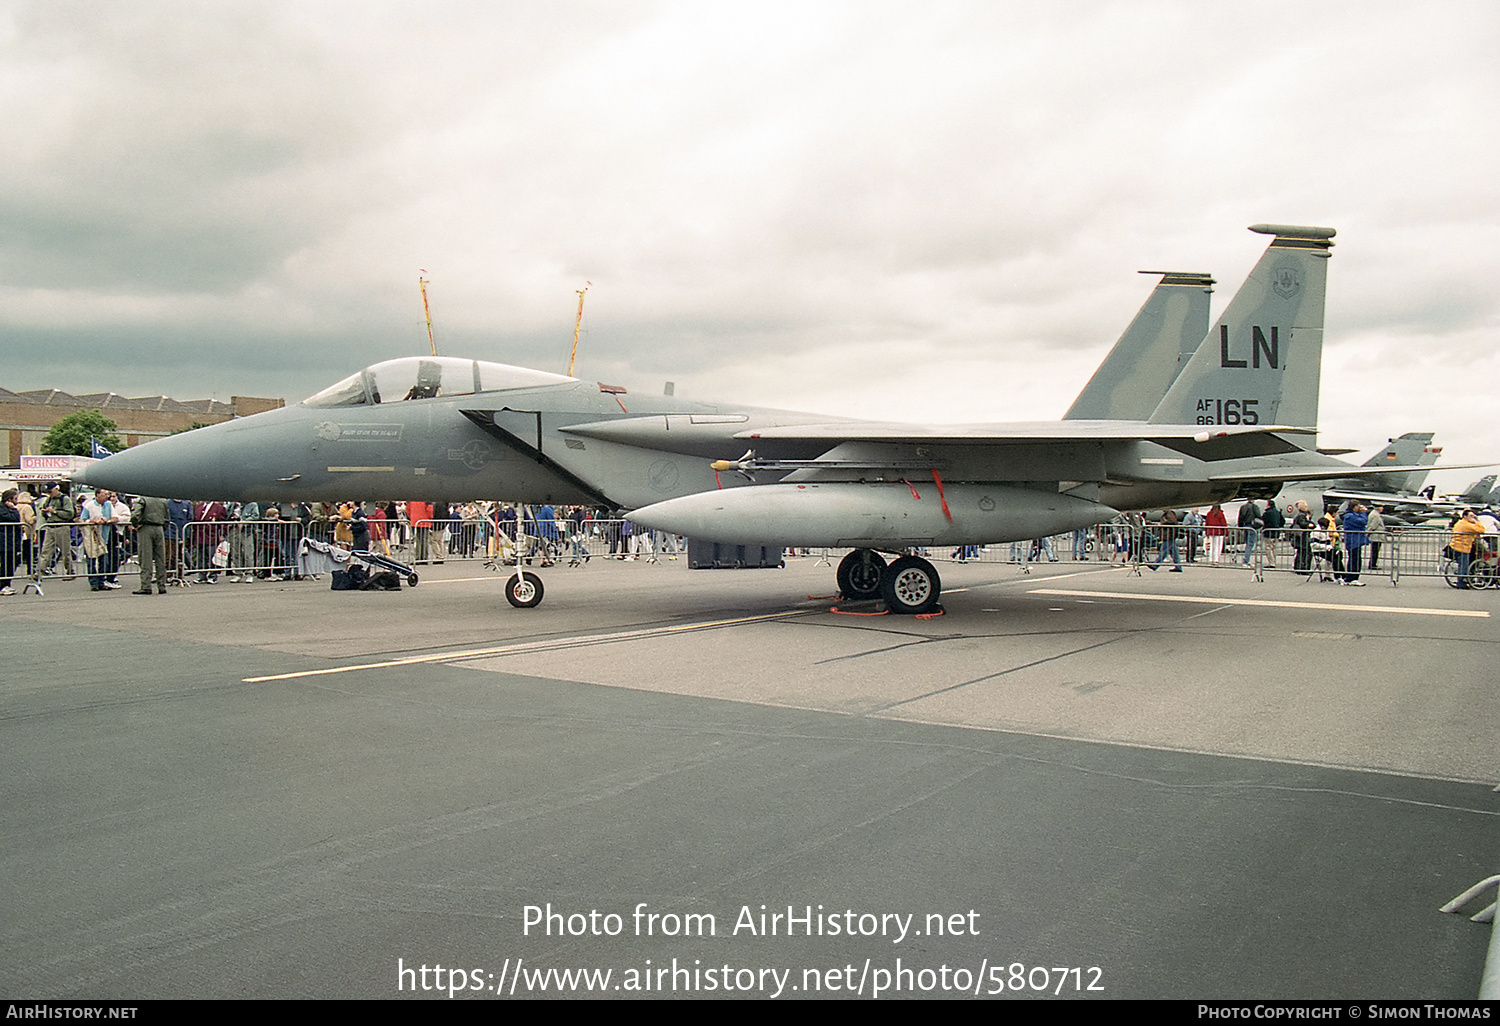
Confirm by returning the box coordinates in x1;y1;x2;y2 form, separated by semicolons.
418;270;437;356
566;282;590;377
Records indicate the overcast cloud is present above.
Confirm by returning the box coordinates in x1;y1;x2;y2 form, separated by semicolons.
1;0;1496;488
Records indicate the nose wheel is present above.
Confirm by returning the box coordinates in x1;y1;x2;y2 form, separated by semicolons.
505;570;544;608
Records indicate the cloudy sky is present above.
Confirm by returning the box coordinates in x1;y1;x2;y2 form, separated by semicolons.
2;1;1496;489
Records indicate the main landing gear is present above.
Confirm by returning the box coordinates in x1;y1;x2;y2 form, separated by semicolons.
837;548;942;615
836;549;886;601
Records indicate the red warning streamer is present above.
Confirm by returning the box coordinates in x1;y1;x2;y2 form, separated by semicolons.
930;469;952;521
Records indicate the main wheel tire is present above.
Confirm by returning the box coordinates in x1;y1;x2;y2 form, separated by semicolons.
505;571;544;608
407;573;419;588
879;555;941;615
1441;559;1462;589
837;549;887;600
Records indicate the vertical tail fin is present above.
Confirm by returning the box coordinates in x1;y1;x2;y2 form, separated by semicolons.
1149;224;1334;444
1063;271;1214;421
1461;474;1497;504
1360;432;1440;494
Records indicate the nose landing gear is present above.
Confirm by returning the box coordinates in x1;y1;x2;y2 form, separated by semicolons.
505;570;544;608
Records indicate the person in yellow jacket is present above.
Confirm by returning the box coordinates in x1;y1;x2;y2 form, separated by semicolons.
1450;509;1487;589
333;501;355;547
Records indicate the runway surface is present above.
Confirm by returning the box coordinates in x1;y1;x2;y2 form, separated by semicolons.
2;556;1495;999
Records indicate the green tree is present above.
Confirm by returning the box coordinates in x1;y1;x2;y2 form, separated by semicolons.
41;410;125;456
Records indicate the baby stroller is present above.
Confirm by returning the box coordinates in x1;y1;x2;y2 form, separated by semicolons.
299;536;419;590
351;548;420;589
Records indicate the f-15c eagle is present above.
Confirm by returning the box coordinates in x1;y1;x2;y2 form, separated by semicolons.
81;223;1435;612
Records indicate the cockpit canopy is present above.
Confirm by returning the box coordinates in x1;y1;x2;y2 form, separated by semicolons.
303;357;574;408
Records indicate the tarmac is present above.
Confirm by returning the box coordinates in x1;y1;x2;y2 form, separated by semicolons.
2;553;1496;999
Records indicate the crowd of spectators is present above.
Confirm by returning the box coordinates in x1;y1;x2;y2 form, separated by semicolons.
1055;498;1496;589
1;483;1493;595
0;488;682;593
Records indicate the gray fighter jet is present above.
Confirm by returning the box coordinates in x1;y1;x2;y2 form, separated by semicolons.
1454;474;1500;507
1271;432;1445;517
81;223;1440;613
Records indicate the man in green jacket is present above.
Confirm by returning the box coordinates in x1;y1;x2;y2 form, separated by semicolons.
38;483;77;579
132;495;170;594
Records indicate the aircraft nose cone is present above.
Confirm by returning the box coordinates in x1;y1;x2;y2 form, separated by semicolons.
76;425;228;499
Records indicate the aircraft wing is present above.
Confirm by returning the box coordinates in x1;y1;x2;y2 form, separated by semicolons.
732;421;1315;461
1319;488;1446;508
1208;462;1494;483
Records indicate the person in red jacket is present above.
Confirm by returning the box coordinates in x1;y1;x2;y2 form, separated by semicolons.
1204;503;1229;564
191;500;230;583
406;500;434;564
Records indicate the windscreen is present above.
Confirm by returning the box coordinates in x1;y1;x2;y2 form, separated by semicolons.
304;358;573;407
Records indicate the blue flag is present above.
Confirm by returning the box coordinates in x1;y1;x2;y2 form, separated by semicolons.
89;436;115;459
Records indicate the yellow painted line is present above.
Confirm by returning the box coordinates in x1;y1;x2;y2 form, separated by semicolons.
243;609;812;682
1029;588;1490;618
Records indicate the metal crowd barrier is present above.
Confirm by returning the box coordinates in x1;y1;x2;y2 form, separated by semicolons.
378;518;687;566
1385;527;1498;588
391;517;547;564
1233;525;1495;588
176;519;308;583
159;516;689;580
874;523;1269;573
0;521;31;593
18;512;1495;592
884;522;1495;590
